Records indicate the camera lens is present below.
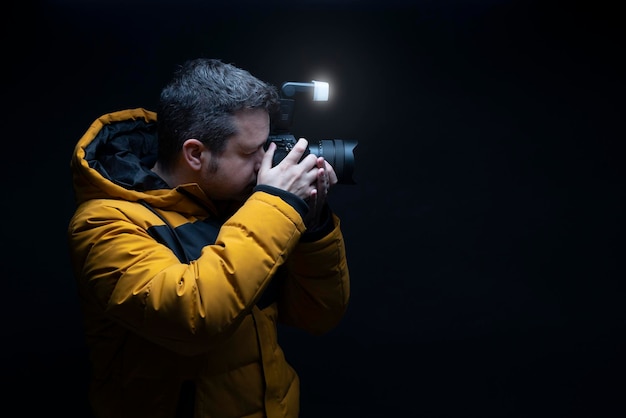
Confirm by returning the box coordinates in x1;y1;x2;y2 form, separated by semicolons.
308;139;358;185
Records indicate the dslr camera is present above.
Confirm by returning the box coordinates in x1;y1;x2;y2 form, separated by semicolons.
267;81;358;184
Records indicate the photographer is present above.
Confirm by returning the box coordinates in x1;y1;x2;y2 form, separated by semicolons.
67;58;350;417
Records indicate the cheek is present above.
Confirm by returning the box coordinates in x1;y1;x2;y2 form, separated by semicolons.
226;158;256;181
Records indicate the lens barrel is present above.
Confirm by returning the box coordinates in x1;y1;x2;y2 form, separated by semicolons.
308;139;358;185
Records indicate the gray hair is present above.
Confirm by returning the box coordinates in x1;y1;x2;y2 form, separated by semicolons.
156;58;280;171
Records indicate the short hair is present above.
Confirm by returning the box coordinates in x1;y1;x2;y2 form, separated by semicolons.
156;58;280;171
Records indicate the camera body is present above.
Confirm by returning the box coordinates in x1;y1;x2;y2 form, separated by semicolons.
267;82;358;185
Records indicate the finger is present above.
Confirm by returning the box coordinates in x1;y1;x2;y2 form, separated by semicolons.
324;160;338;185
315;167;329;198
260;141;276;172
280;138;309;165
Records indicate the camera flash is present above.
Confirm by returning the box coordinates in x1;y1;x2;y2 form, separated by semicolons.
312;81;329;101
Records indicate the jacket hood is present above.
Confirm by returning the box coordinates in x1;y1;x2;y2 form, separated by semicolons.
70;108;214;214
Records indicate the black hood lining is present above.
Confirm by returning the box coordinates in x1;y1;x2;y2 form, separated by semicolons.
85;118;169;192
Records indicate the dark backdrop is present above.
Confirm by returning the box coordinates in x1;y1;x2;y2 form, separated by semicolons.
5;1;624;416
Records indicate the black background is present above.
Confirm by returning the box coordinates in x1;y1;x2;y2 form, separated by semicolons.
5;1;624;416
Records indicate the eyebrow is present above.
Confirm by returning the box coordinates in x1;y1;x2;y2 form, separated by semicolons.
240;140;265;153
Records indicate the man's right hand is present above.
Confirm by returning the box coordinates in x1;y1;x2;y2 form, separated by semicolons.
257;138;320;201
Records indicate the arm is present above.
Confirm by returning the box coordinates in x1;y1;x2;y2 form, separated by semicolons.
259;140;350;333
277;212;351;335
68;193;307;355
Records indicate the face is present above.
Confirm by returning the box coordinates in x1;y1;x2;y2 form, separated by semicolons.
198;107;269;202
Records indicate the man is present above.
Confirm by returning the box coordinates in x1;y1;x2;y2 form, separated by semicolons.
67;58;350;418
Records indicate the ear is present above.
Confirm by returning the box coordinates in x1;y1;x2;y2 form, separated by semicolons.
181;139;207;171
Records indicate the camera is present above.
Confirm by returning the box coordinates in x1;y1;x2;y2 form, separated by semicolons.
267;81;358;185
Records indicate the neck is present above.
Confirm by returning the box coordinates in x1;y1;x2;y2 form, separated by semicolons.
151;162;176;188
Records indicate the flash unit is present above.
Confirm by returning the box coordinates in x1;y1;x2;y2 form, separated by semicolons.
267;79;358;185
280;80;329;101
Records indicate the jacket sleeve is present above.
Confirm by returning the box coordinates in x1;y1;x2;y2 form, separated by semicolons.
276;212;351;335
67;192;308;356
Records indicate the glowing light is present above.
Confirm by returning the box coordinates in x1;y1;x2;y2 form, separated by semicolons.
312;80;329;101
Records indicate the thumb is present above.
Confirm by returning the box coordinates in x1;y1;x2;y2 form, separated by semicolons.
259;141;276;174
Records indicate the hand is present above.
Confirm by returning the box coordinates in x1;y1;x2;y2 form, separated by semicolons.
258;138;320;201
303;155;338;229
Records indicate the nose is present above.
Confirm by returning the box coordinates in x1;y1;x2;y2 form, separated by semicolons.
263;136;272;151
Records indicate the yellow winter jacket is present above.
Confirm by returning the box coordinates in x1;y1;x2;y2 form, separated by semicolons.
67;108;350;418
